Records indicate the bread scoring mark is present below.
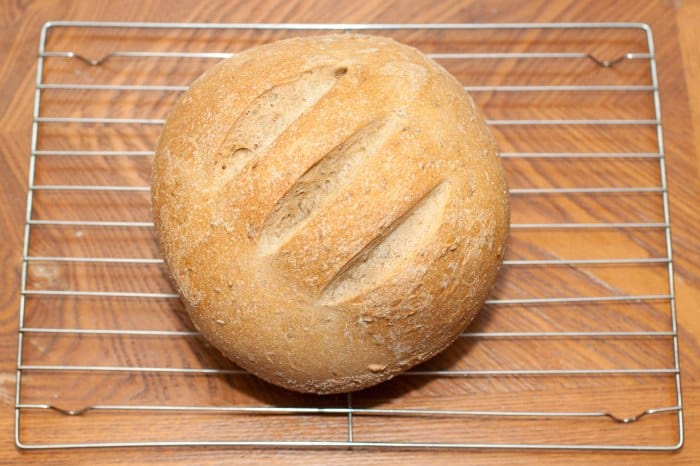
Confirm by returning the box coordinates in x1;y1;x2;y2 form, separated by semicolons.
212;66;346;188
318;181;451;305
256;114;403;255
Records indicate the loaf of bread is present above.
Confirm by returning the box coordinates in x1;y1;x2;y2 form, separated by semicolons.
152;34;509;394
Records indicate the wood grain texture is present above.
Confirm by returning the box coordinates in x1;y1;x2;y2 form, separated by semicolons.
1;0;699;464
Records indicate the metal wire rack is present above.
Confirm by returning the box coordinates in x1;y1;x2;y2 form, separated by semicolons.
16;21;683;450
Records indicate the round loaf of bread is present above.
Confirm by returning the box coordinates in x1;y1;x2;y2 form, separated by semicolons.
152;34;509;394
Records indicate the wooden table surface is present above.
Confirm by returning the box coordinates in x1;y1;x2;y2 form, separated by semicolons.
1;0;699;464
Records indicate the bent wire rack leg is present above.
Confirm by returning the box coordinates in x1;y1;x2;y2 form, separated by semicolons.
15;21;683;450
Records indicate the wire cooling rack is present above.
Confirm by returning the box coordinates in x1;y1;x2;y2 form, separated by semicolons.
16;22;683;450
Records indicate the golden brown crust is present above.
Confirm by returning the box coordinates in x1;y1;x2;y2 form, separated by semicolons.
151;34;510;394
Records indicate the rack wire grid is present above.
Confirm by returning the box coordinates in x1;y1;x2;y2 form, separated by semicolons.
16;21;683;451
